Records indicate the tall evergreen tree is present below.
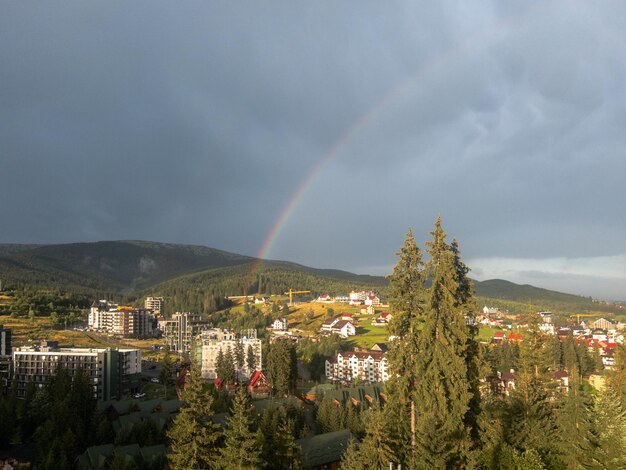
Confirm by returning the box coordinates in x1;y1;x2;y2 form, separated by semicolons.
266;339;297;397
411;218;478;468
358;403;396;470
234;339;245;381
593;387;626;468
246;344;257;373
386;228;425;457
556;372;596;468
167;362;221;469
220;388;263;469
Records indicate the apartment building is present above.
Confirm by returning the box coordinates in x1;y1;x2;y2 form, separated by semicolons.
145;296;164;314
88;300;156;338
162;312;210;353
201;329;262;381
12;341;141;400
0;325;12;392
325;350;388;384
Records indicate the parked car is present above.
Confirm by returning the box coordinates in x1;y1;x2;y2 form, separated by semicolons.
150;377;159;383
134;392;146;398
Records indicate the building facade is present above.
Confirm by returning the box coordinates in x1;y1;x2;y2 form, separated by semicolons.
12;341;141;400
0;325;12;392
325;350;388;384
145;296;164;315
201;329;262;381
88;301;156;338
163;312;209;353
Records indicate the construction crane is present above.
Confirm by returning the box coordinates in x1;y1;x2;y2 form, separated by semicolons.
569;313;599;324
284;289;311;307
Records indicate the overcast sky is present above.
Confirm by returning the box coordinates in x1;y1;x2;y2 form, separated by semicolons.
1;1;625;300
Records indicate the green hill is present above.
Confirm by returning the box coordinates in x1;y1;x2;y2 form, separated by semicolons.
0;241;621;317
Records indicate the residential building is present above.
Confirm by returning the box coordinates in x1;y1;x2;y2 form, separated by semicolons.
349;290;379;306
201;329;262;381
0;325;12;392
272;317;288;331
320;318;356;338
12;341;141;400
325;350;388;383
162;312;209;353
144;296;164;315
0;324;11;357
88;301;156;338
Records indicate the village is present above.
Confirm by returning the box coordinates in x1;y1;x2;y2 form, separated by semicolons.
2;287;624;468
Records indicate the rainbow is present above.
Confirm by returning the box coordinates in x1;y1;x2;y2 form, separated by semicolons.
251;3;541;281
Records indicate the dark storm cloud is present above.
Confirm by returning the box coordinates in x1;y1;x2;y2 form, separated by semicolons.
1;1;625;298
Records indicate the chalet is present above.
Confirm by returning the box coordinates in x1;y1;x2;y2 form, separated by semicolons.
316;294;334;303
248;370;270;398
333;320;356;338
272;317;288;331
370;343;388;353
321;318;340;332
491;331;505;344
341;313;354;322
379;312;392;323
320;318;355;338
364;295;381;307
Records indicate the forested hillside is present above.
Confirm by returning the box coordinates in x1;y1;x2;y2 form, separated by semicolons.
0;240;622;317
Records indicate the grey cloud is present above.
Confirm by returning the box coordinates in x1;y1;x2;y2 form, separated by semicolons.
1;1;625;298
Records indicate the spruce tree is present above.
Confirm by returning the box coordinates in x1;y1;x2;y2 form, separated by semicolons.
412;218;477;468
234;339;245;381
593;386;626;468
246;344;257;373
167;362;221;469
556;372;595;468
220;388;263;469
386;228;425;457
266;339;297;397
358;403;396;470
340;438;362;470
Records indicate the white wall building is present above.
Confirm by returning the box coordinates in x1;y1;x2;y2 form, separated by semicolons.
201;329;262;381
88;301;156;338
325;350;388;383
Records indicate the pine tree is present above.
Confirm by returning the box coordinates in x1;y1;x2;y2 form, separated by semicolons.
358;403;396;470
167;362;221;469
556;373;595;468
593;387;626;468
273;419;302;470
246;344;257;374
220;388;263;469
411;218;477;468
386;228;425;457
266;339;297;397
340;438;362;470
234;339;245;381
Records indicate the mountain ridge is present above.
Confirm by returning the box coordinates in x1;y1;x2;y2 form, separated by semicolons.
0;241;619;316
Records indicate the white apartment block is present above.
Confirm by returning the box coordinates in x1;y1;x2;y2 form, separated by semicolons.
201;329;262;381
325;350;388;384
88;301;156;338
13;341;141;400
145;296;164;314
